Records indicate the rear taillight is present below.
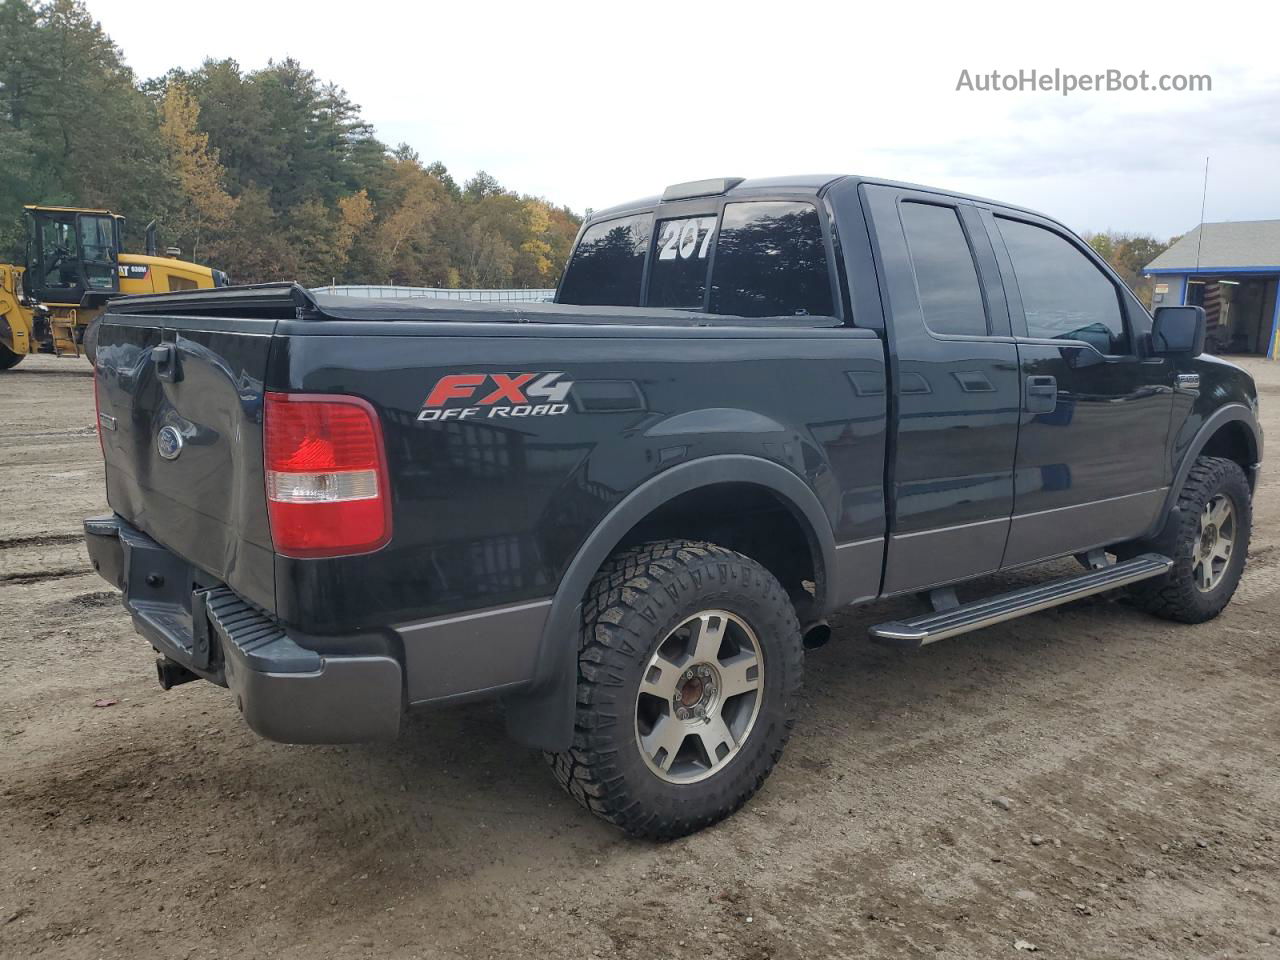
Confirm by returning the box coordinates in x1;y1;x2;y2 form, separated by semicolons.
263;392;391;558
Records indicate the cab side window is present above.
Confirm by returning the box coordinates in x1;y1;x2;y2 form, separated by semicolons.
900;202;988;337
997;217;1129;355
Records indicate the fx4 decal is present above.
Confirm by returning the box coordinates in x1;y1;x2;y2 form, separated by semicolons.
418;372;573;422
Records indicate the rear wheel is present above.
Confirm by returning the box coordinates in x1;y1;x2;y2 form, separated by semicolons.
0;342;24;371
1126;456;1251;623
547;540;802;839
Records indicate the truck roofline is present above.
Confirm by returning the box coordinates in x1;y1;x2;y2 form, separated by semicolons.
583;174;1061;232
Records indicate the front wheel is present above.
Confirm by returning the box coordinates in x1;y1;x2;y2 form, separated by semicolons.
1126;456;1251;623
547;540;802;839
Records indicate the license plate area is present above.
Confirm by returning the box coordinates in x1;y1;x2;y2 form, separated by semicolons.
121;526;220;674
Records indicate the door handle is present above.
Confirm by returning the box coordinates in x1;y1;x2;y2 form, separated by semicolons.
1025;374;1057;413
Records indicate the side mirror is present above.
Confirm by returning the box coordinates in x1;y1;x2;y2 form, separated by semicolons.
1151;305;1206;358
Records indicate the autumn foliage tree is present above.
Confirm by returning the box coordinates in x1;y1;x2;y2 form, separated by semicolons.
157;82;236;262
0;0;581;288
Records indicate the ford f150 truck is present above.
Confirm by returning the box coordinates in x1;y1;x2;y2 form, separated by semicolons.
84;175;1262;839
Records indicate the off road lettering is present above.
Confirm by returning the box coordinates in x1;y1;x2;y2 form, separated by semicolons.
419;372;574;421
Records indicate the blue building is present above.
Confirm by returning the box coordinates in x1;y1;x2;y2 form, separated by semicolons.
1145;219;1280;357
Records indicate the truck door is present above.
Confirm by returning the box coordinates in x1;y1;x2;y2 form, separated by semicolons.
982;209;1174;567
862;184;1021;595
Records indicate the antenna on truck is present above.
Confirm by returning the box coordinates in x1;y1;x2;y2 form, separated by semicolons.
1194;156;1209;273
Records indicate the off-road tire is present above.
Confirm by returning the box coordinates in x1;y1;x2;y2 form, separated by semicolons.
547;539;802;839
1125;456;1251;623
0;343;24;371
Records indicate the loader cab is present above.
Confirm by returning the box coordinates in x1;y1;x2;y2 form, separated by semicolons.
23;205;122;307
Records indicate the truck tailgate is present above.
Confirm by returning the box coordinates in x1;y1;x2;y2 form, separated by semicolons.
93;313;277;612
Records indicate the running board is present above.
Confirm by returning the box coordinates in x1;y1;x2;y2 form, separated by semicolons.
869;553;1173;647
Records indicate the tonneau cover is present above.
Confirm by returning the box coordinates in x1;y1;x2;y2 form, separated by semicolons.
103;282;841;328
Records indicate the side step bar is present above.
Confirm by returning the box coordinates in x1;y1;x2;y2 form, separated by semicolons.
869;553;1173;647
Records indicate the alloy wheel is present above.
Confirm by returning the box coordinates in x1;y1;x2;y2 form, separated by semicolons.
1193;493;1236;593
634;610;765;784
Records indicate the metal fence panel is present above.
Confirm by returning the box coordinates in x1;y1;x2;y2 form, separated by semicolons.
315;285;557;302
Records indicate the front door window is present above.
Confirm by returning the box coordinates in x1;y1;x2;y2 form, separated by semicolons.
996;216;1129;355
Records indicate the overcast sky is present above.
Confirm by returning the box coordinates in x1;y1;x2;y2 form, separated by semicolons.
90;0;1279;239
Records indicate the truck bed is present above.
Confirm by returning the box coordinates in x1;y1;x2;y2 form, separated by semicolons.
88;281;888;742
104;282;844;328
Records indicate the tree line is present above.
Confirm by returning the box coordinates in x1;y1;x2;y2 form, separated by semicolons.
1;1;1181;302
0;0;581;288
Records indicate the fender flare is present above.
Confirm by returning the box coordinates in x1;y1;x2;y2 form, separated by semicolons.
503;454;836;751
1146;402;1261;539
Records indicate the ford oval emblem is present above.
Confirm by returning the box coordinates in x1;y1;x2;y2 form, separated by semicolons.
156;425;184;460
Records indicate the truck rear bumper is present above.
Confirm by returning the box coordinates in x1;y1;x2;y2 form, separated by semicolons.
84;514;402;744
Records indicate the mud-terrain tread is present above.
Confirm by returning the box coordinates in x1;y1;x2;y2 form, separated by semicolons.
546;539;801;839
1127;456;1251;623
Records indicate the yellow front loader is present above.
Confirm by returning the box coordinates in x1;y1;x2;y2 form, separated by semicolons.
0;205;227;371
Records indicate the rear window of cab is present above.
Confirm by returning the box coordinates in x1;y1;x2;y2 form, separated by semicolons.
557;200;834;318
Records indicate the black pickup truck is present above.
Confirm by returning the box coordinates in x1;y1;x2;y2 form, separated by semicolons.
85;175;1262;839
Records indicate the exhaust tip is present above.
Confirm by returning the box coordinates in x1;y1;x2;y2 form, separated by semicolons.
802;620;831;649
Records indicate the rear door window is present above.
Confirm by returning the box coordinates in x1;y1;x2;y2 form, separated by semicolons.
900;202;988;337
709;201;833;317
556;213;653;307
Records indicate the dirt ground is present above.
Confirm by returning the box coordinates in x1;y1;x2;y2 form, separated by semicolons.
1;351;1277;960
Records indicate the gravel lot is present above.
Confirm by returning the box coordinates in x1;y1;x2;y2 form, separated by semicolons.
2;352;1277;960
